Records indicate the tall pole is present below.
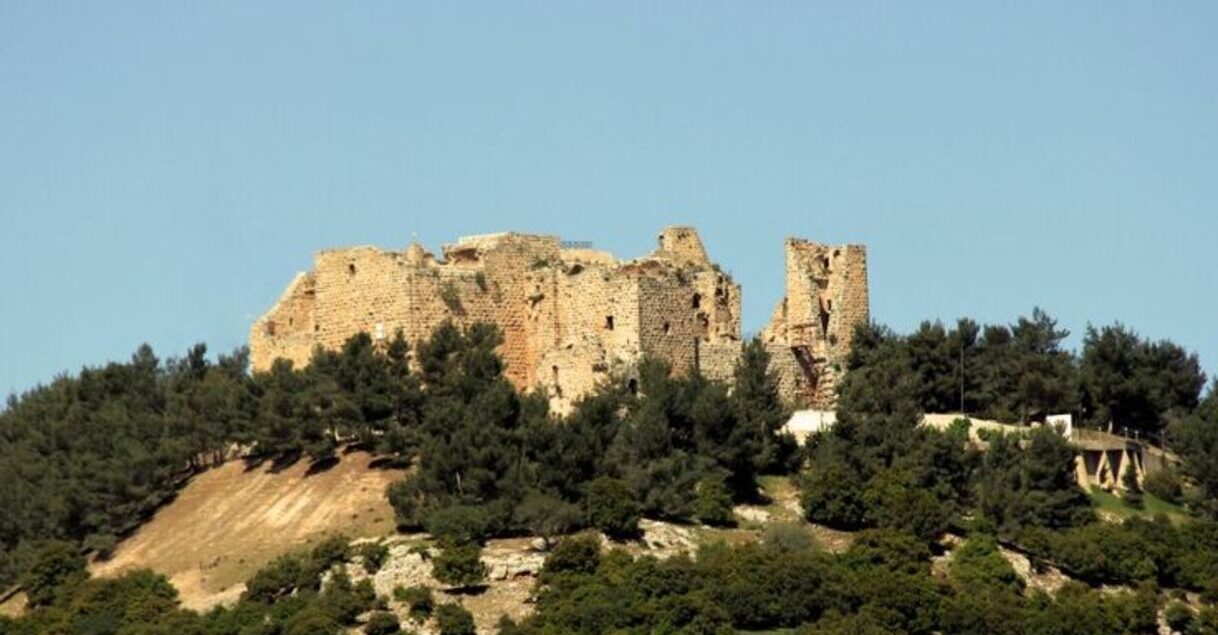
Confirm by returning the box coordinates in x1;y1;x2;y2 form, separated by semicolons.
959;338;965;414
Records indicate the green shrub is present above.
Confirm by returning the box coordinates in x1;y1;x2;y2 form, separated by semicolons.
800;459;866;530
424;505;491;547
393;585;434;621
1143;468;1183;504
762;523;816;554
358;542;390;574
432;543;486;588
1122;468;1143;509
542;534;601;579
584;477;641;540
950;534;1023;593
364;611;402;635
435;603;476;635
862;469;950;543
83;533;118;561
693;473;735;527
439;282;463;313
310;534;352;569
21;542;87;607
1164;600;1194;633
513;492;582;545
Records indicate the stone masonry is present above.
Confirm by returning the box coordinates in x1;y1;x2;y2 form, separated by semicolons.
761;240;870;409
251;227;868;412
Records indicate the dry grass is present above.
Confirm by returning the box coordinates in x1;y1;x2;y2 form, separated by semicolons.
91;449;404;611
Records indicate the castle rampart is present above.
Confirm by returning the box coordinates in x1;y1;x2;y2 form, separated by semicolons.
251;227;869;412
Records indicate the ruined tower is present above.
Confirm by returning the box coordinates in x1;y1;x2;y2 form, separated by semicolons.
761;240;870;409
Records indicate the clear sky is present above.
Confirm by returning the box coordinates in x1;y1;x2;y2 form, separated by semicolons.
2;2;1215;397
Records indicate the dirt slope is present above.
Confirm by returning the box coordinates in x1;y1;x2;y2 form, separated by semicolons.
91;450;404;611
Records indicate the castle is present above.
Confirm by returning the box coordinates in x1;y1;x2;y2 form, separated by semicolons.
251;227;868;412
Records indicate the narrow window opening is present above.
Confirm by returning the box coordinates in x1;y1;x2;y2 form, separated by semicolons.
691;293;701;309
348;263;357;276
663;322;671;335
628;378;639;396
605;315;614;330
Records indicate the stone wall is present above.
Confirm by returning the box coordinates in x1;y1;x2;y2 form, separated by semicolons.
761;240;870;409
251;227;868;412
252;227;748;413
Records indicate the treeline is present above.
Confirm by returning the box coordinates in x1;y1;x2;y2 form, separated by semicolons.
499;529;1211;635
0;535;400;635
0;323;797;588
3;308;1218;633
800;332;1095;543
0;345;252;588
863;308;1206;436
386;322;798;547
844;309;1218;520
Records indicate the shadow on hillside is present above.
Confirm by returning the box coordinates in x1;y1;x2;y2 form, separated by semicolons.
241;451;303;474
442;585;489;597
305;455;340;476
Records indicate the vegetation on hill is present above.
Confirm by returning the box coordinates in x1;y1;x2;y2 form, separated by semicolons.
858;310;1206;437
3;308;1218;634
1;535;383;635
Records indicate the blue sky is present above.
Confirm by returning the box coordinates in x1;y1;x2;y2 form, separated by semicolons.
1;2;1215;397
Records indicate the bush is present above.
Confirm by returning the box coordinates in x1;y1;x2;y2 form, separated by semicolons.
950;534;1023;593
1143;468;1183;504
1164;600;1194;633
432;543;486;589
762;523;816;554
364;611;402;635
21;542;87;607
83;533;118;561
358;542;390;574
393;585;434;621
310;534;352;569
513;492;582;545
285;608;342;635
542;534;601;578
584;477;641;540
435;603;476;635
439;282;463;313
1122;468;1143;509
862;469;950;543
800;459;866;530
424;505;492;547
693;473;735;527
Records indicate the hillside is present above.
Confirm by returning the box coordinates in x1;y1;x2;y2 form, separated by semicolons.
90;450;404;611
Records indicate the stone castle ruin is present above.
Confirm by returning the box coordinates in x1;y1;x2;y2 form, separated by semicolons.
251;227;868;412
761;240;870;408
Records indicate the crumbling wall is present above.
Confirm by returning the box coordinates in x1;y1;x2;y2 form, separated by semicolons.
762;240;870;409
250;227;748;414
250;272;317;371
251;227;865;413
